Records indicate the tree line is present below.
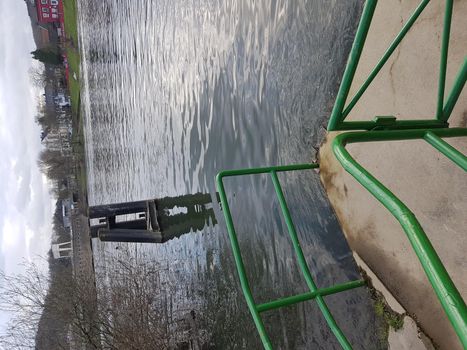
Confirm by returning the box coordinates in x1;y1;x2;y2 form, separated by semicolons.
0;247;174;350
30;46;74;200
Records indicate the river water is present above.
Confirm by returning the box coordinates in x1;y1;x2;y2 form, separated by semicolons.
78;0;386;348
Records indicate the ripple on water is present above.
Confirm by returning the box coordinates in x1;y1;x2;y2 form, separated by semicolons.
80;0;387;348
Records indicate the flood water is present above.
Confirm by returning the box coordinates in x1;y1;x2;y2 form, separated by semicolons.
78;0;387;348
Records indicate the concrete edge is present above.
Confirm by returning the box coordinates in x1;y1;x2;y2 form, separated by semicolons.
353;252;437;350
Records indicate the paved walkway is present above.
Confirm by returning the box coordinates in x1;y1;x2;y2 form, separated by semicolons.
71;208;95;281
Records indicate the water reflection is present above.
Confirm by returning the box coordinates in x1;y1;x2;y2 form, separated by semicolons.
157;192;218;241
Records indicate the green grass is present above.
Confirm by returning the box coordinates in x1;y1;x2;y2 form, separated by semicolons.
374;298;404;331
62;0;88;209
66;48;80;117
62;0;80;117
374;298;385;317
358;267;405;342
63;0;79;46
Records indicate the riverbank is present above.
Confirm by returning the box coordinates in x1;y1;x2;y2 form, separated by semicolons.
319;1;466;349
63;0;88;211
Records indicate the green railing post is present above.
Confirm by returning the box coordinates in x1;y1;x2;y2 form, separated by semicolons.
328;0;377;131
436;0;453;120
442;58;467;122
341;0;431;120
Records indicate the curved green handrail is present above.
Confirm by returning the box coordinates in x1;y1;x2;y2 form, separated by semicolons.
332;128;467;347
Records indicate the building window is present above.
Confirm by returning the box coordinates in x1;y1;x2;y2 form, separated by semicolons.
52;14;58;18
52;7;57;13
42;7;49;13
51;0;59;5
41;0;47;4
43;13;50;18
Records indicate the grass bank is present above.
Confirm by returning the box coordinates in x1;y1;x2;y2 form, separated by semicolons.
63;0;80;122
63;0;88;210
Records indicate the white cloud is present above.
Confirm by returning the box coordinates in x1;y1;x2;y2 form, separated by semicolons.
0;0;54;276
1;219;20;249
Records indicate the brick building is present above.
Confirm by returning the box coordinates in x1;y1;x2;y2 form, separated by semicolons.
35;0;64;23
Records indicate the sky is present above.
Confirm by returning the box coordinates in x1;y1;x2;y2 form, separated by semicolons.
0;0;54;290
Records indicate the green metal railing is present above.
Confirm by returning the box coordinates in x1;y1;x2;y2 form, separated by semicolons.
326;0;467;346
216;0;466;348
216;165;366;350
328;0;466;131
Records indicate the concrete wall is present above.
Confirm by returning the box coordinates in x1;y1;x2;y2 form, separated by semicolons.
319;1;466;349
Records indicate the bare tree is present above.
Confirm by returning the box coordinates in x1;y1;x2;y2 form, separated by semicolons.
0;262;53;349
36;104;61;132
28;64;46;88
92;247;170;350
0;252;172;350
38;149;72;182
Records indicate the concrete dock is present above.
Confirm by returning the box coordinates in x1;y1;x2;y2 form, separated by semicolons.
319;1;466;349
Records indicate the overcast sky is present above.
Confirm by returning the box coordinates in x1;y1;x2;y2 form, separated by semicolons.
0;0;54;308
